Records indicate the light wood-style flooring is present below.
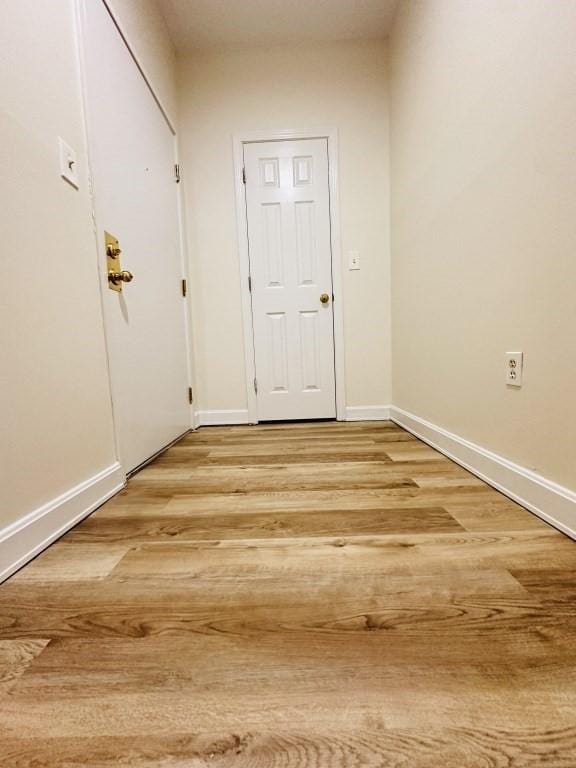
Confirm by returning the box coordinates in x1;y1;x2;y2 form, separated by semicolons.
1;421;576;766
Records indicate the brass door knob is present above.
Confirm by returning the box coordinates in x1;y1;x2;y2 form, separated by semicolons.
320;293;330;304
108;270;134;286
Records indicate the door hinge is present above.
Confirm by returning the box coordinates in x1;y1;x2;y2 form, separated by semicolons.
253;377;258;394
174;163;181;183
181;278;187;297
248;275;252;292
188;386;193;404
242;167;246;184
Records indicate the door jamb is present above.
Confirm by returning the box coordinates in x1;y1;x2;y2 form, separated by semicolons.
232;128;347;424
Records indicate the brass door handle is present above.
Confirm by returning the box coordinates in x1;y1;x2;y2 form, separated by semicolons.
108;270;134;286
320;293;330;304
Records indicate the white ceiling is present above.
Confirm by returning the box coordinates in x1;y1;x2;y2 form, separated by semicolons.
160;0;400;53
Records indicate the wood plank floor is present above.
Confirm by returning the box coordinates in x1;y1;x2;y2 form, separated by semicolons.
1;420;576;766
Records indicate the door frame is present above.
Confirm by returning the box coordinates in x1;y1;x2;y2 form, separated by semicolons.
232;128;347;424
74;0;197;477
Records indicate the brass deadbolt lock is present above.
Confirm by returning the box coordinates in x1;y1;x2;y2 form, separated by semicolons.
106;243;122;259
105;231;134;292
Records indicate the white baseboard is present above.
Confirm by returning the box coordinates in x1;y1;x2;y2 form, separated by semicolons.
195;409;251;426
390;406;576;540
0;462;125;583
345;405;391;422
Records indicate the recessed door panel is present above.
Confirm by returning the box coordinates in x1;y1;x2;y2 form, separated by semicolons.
262;203;284;287
295;200;317;286
267;312;289;393
299;311;321;392
260;157;280;187
293;156;313;186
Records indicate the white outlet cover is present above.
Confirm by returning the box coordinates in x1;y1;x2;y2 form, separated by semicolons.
59;137;79;189
348;251;360;270
505;352;523;387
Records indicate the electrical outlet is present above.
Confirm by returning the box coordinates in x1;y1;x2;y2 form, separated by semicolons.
348;251;360;270
505;352;523;387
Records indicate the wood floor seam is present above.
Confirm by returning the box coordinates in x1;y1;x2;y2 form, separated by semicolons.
1;420;574;765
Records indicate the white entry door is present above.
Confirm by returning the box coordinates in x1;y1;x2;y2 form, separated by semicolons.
81;0;190;472
244;139;336;421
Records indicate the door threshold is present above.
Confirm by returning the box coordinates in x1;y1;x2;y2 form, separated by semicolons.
257;418;336;425
126;429;192;478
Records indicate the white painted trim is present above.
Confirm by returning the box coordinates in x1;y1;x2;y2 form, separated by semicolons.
195;409;251;426
232;128;347;423
325;132;347;423
174;139;198;431
0;463;125;583
390;406;576;540
345;405;391;421
232;137;259;425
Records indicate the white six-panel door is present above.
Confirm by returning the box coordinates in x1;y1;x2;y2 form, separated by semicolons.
244;139;336;421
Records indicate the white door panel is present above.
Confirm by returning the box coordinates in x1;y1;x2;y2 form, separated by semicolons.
244;139;336;421
82;0;190;471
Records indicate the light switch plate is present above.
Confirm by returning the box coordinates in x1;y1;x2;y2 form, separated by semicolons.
348;251;360;270
505;352;523;387
59;137;79;189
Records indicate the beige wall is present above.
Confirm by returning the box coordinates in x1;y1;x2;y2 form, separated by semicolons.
0;0;178;532
106;0;178;123
0;0;116;529
389;0;576;490
178;40;391;413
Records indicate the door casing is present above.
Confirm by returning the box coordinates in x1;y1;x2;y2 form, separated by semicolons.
74;0;197;477
233;129;346;424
